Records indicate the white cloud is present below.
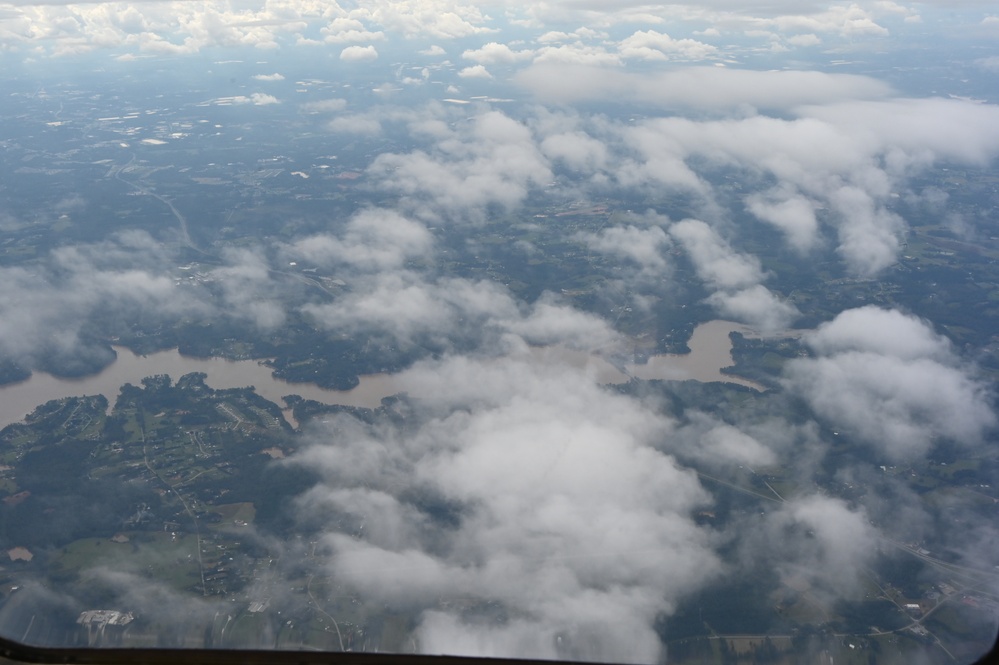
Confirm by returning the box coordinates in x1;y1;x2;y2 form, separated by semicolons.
301;266;622;356
322;17;385;43
594;94;999;276
4;5;999;657
576;225;669;273
618;30;717;61
0;1;968;60
303;272;456;344
745;187;820;253
686;419;779;468
505;295;622;351
535;26;606;45
540;130;609;172
532;43;621;66
365;0;496;39
750;495;878;599
286;208;433;272
706;285;800;333
785;307;997;460
669;220;797;331
368;109;552;219
225;92;280;106
786;33;821;46
806;306;952;361
462;41;533;64
458;64;493;79
208;248;286;331
768;4;890;37
0;232;209;374
249;92;279;105
292;352;720;662
669;219;763;290
340;44;378;61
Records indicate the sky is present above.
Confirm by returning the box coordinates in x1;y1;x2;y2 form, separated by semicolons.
1;0;999;662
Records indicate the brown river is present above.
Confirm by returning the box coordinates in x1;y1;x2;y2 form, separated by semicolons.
0;320;769;430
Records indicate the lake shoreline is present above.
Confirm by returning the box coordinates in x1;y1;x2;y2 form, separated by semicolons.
0;320;779;430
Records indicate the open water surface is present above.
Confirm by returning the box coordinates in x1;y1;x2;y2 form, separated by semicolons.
0;320;769;429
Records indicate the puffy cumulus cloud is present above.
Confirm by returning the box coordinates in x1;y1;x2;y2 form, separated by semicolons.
504;294;622;351
1;0;315;56
745;186;820;253
540;130;610;173
767;3;891;37
337;71;998;282
303;272;455;345
701;426;777;467
249;92;279;105
252;72;284;81
536;26;607;43
645;116;896;274
290;352;720;662
672;412;779;469
285;208;433;272
457;64;492;79
786;32;821;46
604;95;999;275
669;219;763;290
340;44;378;61
321;16;384;43
531;42;621;66
743;495;878;600
227;93;281;105
575;225;670;274
615;145;705;195
361;0;496;39
784;307;997;460
806;305;951;361
367;109;552;220
462;41;533;64
207;248;287;332
0;232;208;377
301;272;518;349
302;268;621;355
706;285;799;334
617;29;718;61
0;0;954;59
669;220;798;332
